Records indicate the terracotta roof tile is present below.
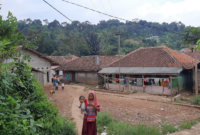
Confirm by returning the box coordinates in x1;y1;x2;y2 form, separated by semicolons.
48;56;79;65
185;51;200;62
108;46;196;69
182;48;191;52
59;56;119;71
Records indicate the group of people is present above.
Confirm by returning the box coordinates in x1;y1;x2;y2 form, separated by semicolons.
78;91;100;135
51;74;100;134
50;75;68;95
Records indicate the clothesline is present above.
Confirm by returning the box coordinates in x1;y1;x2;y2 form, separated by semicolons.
108;77;170;79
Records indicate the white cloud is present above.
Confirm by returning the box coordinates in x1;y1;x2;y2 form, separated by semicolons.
0;0;200;26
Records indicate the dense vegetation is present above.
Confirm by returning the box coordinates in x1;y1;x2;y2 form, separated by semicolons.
18;19;188;56
0;11;76;135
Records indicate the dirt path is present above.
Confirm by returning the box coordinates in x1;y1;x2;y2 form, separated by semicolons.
71;86;85;135
44;85;200;135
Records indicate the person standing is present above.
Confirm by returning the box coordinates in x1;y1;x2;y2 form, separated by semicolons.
53;76;56;86
66;74;70;85
61;82;64;90
52;74;54;83
55;82;58;90
82;91;100;135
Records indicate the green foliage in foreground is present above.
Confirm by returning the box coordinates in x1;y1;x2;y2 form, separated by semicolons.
97;112;199;135
179;121;198;130
191;96;200;105
162;124;178;134
97;112;161;135
0;59;76;135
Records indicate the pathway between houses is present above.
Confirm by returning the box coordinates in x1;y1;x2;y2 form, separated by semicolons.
44;85;200;135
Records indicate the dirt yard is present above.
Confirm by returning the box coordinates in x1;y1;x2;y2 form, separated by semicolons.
44;84;200;135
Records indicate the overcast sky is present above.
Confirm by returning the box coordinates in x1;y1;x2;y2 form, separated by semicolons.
0;0;200;26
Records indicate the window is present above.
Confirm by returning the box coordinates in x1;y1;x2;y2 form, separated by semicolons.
47;72;49;82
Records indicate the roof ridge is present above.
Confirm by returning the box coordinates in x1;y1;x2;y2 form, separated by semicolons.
25;48;59;65
180;52;200;66
104;47;144;68
61;56;67;61
164;47;182;69
139;45;166;50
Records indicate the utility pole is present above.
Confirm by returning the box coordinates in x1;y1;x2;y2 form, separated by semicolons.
115;32;122;90
195;48;198;95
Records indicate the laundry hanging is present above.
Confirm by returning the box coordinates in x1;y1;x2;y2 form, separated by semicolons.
119;79;124;81
137;78;143;86
166;78;169;82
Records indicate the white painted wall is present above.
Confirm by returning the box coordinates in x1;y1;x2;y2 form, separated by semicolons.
4;50;52;85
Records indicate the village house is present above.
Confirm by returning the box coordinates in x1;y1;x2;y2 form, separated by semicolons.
180;46;200;92
4;46;59;85
59;55;119;85
48;55;79;78
99;46;198;95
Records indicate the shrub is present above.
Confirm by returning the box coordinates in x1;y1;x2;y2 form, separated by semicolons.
97;112;113;132
0;59;76;135
162;124;178;134
179;121;198;130
190;96;200;105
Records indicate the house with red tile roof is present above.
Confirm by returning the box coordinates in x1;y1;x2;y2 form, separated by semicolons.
179;46;200;92
4;46;59;85
59;55;120;85
99;46;198;95
179;48;192;53
48;55;79;78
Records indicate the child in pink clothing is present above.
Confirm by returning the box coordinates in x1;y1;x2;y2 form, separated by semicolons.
61;83;64;90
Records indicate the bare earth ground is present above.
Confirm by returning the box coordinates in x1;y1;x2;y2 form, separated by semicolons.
44;85;200;135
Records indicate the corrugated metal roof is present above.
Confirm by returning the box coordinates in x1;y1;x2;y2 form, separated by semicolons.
98;67;183;74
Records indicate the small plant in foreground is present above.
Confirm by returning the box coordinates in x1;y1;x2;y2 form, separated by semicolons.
179;121;198;130
176;98;183;103
162;124;178;134
97;112;113;133
190;96;200;105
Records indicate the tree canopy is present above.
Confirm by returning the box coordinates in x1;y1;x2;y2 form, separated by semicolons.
17;18;189;56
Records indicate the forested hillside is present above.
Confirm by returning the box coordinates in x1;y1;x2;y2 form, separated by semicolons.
18;19;188;56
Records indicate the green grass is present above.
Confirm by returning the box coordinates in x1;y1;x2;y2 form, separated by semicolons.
107;122;161;135
96;113;199;135
190;96;200;105
196;117;200;121
162;124;178;134
176;98;183;103
97;112;113;133
179;121;198;130
96;112;161;135
84;86;95;91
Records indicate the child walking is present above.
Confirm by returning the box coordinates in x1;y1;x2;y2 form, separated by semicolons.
61;82;64;90
78;96;87;115
55;82;58;90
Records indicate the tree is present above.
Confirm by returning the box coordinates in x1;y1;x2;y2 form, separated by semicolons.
0;11;24;74
181;27;200;45
17;18;189;56
0;10;77;135
86;33;102;55
52;35;90;56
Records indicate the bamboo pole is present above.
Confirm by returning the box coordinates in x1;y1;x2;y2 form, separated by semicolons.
195;49;198;95
170;76;172;102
